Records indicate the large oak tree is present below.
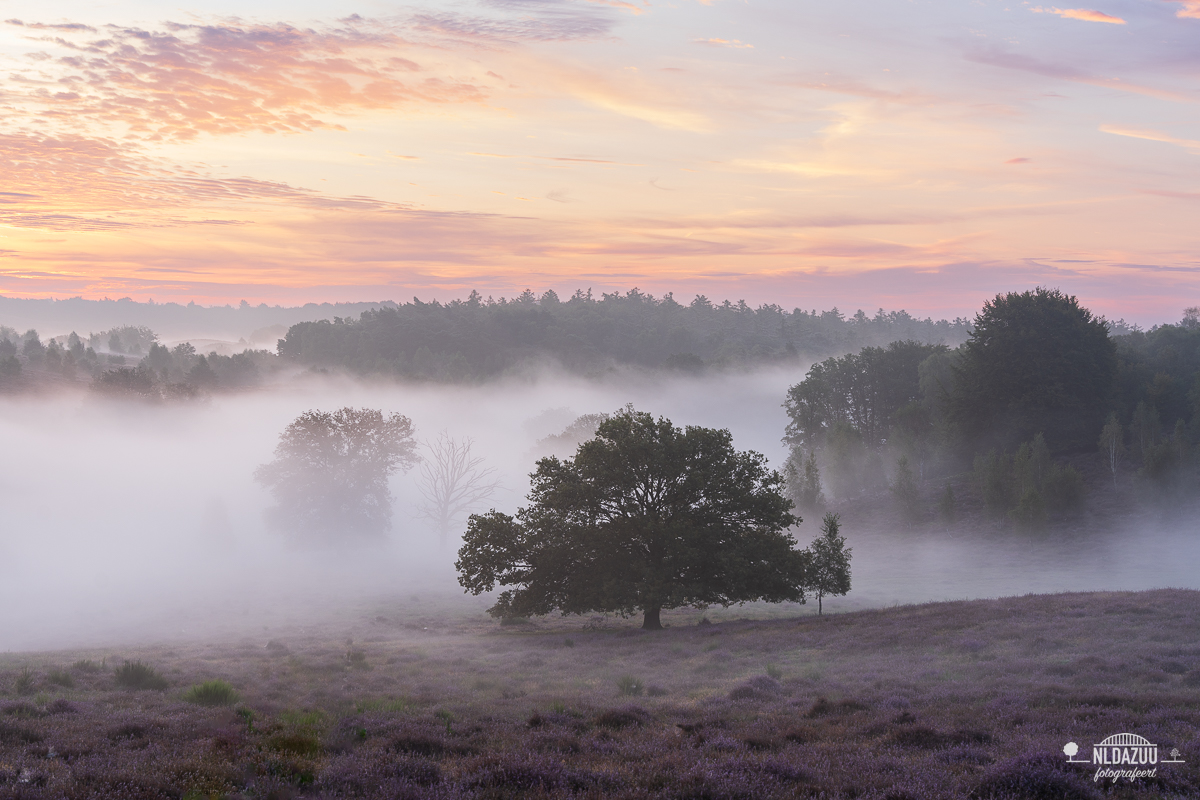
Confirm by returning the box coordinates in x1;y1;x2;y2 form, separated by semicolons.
456;407;807;630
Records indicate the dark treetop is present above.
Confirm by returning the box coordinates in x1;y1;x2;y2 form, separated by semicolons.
950;288;1117;453
456;407;807;630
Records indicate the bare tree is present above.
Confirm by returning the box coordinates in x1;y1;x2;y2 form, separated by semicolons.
418;432;501;541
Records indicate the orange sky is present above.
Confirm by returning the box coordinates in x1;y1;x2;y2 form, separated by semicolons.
1;1;1198;323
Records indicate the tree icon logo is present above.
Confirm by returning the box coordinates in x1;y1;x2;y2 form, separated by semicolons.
1063;742;1085;762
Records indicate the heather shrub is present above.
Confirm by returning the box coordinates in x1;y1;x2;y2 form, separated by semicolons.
805;696;866;717
728;675;782;701
970;752;1100;799
1183;669;1200;687
346;649;370;669
114;660;169;690
595;706;648;729
183;679;239;707
464;754;567;793
615;675;644;696
0;721;44;744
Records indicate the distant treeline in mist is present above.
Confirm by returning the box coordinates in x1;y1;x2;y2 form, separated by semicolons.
276;289;972;379
781;292;1200;526
1;288;976;393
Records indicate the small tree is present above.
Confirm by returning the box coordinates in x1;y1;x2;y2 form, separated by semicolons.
1098;412;1125;487
806;513;851;615
456;407;806;630
255;407;418;541
417;432;501;542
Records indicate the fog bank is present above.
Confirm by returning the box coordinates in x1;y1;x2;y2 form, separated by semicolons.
1;368;1196;652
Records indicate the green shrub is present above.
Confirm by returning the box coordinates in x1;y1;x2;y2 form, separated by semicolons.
72;660;101;674
183;679;239;707
615;675;644;696
47;669;74;688
114;660;168;690
766;663;783;680
14;668;35;695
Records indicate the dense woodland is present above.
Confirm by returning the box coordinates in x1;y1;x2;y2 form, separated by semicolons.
782;293;1200;527
274;289;973;379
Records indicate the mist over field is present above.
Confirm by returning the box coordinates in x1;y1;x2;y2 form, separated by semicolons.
2;366;1195;653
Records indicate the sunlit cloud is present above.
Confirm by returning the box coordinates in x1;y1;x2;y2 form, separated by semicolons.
1167;1;1200;19
693;38;753;48
1100;124;1200;153
1030;7;1126;24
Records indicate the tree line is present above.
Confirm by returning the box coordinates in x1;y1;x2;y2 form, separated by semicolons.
782;290;1200;525
274;289;971;380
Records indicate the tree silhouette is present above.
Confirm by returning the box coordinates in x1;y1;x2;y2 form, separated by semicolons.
417;432;501;542
806;513;851;615
456;407;806;630
255;407;418;542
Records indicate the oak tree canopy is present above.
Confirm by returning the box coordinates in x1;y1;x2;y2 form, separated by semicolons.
456;407;807;629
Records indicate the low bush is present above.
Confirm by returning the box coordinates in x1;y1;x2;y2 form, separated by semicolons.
47;668;75;688
183;679;240;707
14;668;35;695
615;675;644;696
114;660;169;690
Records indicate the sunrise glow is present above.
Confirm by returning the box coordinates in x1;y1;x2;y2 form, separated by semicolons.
1;0;1198;322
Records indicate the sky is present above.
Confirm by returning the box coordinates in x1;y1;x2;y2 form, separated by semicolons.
0;0;1198;323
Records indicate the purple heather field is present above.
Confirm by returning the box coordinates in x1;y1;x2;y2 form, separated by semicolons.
2;590;1199;799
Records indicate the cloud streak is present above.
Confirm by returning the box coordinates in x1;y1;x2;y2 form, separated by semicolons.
1100;124;1200;153
1031;7;1126;24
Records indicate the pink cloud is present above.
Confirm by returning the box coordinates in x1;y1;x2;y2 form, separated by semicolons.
4;18;486;140
1031;7;1126;23
1168;1;1200;19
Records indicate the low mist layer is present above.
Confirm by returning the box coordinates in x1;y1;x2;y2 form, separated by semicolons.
2;367;1196;653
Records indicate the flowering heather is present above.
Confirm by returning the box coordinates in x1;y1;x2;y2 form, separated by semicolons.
1;589;1199;798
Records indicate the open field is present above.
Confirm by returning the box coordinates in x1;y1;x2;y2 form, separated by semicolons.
2;590;1199;799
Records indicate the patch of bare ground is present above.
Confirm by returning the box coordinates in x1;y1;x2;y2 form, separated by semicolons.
2;589;1199;798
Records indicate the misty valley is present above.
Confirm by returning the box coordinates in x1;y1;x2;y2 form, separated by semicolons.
1;289;1199;799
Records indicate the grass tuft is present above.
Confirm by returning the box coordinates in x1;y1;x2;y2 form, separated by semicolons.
615;675;644;696
183;679;240;707
72;659;101;674
114;660;169;691
13;668;36;695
